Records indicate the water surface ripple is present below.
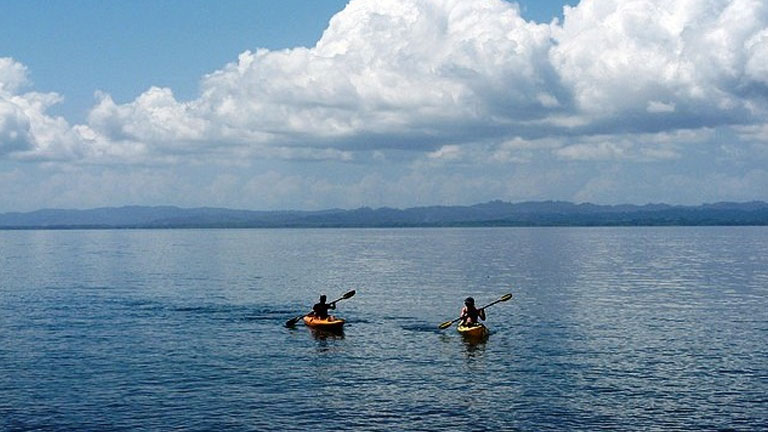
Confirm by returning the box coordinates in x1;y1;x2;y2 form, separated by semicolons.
1;227;766;430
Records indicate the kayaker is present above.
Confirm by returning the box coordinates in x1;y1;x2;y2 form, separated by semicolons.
460;297;485;326
310;295;335;319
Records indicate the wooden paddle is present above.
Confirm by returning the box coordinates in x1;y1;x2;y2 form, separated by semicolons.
285;289;356;327
438;293;512;330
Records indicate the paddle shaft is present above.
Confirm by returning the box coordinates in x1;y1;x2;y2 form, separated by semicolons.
478;297;507;311
327;294;347;307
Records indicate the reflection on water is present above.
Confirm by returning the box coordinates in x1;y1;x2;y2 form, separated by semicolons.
309;327;345;341
462;337;487;358
1;227;766;431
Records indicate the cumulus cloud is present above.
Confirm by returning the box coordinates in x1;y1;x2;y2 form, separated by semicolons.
82;0;767;161
0;57;99;161
745;28;768;85
553;0;768;131
0;58;35;155
2;0;768;168
84;0;561;156
0;98;33;155
88;88;207;145
0;58;28;94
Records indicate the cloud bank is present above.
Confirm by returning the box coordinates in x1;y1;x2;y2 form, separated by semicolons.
1;0;767;210
2;0;767;164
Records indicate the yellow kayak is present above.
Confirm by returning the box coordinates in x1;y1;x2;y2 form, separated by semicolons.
457;323;489;338
303;315;345;331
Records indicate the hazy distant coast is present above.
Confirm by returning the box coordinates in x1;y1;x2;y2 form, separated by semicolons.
1;201;767;229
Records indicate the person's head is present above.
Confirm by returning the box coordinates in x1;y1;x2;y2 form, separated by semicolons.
464;297;475;307
319;295;327;303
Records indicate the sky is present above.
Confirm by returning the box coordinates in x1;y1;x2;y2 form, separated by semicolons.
1;0;766;212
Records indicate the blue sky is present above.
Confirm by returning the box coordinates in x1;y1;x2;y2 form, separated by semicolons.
2;1;349;121
2;0;575;122
1;0;766;211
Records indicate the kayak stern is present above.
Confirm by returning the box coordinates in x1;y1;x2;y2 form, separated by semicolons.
303;315;345;331
457;323;489;338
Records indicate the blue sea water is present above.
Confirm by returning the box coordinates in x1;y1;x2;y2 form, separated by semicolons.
0;227;766;431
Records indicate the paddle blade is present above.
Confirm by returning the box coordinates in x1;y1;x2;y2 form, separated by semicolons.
438;321;454;330
499;293;513;302
342;290;356;300
285;316;302;328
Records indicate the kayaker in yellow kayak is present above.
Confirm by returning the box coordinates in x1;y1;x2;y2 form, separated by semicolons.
459;297;485;326
285;290;355;328
309;295;335;319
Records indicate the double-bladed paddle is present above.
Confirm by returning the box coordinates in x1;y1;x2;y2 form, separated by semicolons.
285;289;356;327
438;293;512;330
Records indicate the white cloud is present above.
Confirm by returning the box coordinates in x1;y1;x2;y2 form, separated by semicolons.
556;139;632;161
490;136;563;163
88;88;207;144
0;58;36;155
736;121;768;146
647;101;676;113
551;0;768;128
1;0;767;211
0;98;33;155
78;0;767;163
428;145;463;161
0;57;100;161
84;0;561;156
554;128;714;161
745;28;768;85
0;58;28;94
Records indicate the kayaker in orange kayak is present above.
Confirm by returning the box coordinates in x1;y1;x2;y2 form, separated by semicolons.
460;297;485;326
310;295;335;319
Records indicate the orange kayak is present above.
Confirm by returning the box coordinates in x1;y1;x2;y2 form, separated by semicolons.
303;315;345;331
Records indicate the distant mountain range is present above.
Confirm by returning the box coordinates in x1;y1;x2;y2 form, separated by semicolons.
1;201;767;229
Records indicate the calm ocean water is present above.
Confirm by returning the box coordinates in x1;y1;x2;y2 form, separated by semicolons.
1;227;766;431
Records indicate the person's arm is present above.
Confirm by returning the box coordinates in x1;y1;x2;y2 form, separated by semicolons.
329;303;336;310
478;308;486;321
